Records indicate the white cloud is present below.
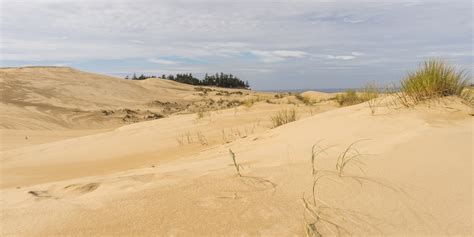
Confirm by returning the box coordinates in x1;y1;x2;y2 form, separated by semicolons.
327;55;356;60
273;50;308;58
251;50;308;63
148;58;179;65
321;51;365;60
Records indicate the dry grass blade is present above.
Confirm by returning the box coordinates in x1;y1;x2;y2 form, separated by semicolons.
226;149;276;190
196;131;208;145
362;82;381;115
228;149;242;177
302;194;351;237
336;139;370;176
303;139;396;236
311;140;336;175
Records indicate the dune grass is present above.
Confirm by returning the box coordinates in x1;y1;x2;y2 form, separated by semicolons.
335;59;472;110
303;142;357;236
196;110;206;119
271;108;297;128
243;98;256;108
335;87;380;108
398;59;470;106
335;140;368;176
196;131;208;145
335;89;364;106
295;94;312;105
302;139;404;236
362;83;381;115
228;149;242;177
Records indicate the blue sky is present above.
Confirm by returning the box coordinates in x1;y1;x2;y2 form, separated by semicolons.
1;0;472;90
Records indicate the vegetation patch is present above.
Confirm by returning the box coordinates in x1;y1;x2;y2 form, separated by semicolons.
362;83;381;115
126;72;250;89
398;59;471;106
335;89;365;106
295;94;312;105
243;97;259;108
271;108;297;128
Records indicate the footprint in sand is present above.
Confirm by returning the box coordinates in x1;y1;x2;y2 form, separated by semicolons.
28;182;101;200
63;182;100;194
28;190;52;199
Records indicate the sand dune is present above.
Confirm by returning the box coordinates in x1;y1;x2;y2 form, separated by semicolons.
1;101;333;188
0;67;290;150
300;90;335;102
0;67;253;130
0;67;472;236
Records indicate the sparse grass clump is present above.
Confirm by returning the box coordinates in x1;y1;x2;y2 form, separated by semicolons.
303;140;379;236
271;108;297;128
197;110;205;119
362;83;379;101
242;95;271;108
362;82;381;115
274;93;285;99
399;59;470;106
335;89;365;106
243;98;256;108
295;94;312;105
196;131;208;145
196;110;212;120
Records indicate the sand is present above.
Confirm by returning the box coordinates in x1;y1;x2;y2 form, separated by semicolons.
0;67;472;236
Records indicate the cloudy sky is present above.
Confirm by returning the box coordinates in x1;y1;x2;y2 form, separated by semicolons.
1;0;472;90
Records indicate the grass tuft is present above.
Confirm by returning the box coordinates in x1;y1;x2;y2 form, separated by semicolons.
399;59;470;106
362;83;380;115
271;108;297;128
196;110;205;119
243;98;256;108
295;94;312;105
335;89;365;106
196;131;208;145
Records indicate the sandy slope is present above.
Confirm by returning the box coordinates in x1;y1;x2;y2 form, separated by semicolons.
0;66;267;130
0;66;197;111
0;101;330;188
1;93;472;236
0;67;286;150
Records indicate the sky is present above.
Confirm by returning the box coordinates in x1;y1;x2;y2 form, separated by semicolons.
1;0;472;90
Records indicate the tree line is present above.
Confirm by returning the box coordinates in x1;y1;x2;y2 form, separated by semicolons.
125;74;157;80
125;72;250;89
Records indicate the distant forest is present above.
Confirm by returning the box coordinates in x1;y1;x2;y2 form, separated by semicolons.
125;73;250;89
